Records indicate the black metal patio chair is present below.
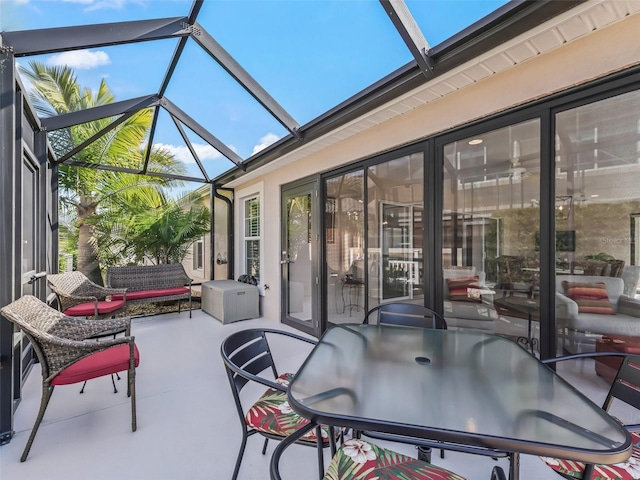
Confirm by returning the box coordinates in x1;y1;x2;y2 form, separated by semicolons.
220;328;339;480
539;351;640;480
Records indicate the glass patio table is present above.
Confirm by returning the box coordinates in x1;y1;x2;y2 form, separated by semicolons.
282;324;632;480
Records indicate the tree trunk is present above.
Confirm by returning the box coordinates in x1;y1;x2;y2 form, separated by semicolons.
76;201;103;286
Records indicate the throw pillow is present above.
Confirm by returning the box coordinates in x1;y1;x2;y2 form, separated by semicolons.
562;281;615;315
447;276;480;303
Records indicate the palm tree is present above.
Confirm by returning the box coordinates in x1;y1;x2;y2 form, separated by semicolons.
120;194;210;265
21;62;185;284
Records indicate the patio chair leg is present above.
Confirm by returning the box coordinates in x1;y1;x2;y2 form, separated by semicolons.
231;432;249;480
21;384;54;462
316;425;325;479
262;438;269;454
583;464;595;480
129;366;137;432
329;426;337;456
79;381;87;394
111;374;118;394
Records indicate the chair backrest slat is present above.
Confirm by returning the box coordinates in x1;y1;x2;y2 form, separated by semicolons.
222;330;276;394
607;356;640;411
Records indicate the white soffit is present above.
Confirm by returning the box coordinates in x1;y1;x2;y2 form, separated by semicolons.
228;0;640;187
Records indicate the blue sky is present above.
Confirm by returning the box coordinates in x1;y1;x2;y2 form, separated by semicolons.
1;0;507;186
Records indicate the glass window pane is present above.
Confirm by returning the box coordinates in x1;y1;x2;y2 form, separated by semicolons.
443;119;541;345
368;153;424;309
243;196;260;280
325;171;365;324
246;239;260;279
555;90;640;354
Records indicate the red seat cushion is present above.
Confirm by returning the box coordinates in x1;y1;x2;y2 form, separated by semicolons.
64;300;126;317
245;373;333;444
112;287;189;301
52;344;140;386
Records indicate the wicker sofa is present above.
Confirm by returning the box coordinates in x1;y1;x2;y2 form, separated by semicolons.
556;274;640;352
106;264;193;317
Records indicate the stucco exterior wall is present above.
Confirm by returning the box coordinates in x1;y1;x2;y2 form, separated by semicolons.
233;13;640;324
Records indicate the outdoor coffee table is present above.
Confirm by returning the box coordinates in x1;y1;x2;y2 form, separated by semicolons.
502;296;540;354
275;324;631;480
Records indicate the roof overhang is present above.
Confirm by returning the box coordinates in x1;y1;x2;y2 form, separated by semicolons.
218;0;625;188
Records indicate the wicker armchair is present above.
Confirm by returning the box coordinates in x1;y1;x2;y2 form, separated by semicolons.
47;271;127;318
0;295;139;461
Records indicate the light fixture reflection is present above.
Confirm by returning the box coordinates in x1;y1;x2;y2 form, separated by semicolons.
468;138;483;145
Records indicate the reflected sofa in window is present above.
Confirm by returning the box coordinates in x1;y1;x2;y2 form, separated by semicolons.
555;274;640;353
443;266;495;333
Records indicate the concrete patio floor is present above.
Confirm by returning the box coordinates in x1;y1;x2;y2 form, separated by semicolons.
0;308;631;480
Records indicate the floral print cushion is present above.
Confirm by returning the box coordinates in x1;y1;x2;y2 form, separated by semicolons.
540;430;640;479
323;439;466;480
244;373;330;443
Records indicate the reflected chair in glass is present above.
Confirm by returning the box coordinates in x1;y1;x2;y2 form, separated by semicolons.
0;295;139;462
496;255;535;297
363;302;447;330
47;271;127;318
539;352;640;480
220;328;338;480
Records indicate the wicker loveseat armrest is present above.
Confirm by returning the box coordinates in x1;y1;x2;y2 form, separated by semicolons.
52;293;100;312
181;272;193;286
77;285;127;299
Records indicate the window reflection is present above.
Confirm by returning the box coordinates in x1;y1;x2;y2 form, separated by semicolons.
325;153;424;326
368;154;424;310
555;90;640;354
326;172;365;324
443;119;541;344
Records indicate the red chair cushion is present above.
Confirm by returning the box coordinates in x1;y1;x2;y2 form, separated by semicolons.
540;430;640;479
112;287;189;301
446;276;481;303
323;439;466;480
51;343;140;386
64;300;125;317
245;373;333;444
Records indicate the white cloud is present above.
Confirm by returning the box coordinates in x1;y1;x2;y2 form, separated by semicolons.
252;133;281;156
154;143;228;164
47;50;110;70
57;0;143;10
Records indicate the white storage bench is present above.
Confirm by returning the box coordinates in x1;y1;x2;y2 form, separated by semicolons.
201;280;259;324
